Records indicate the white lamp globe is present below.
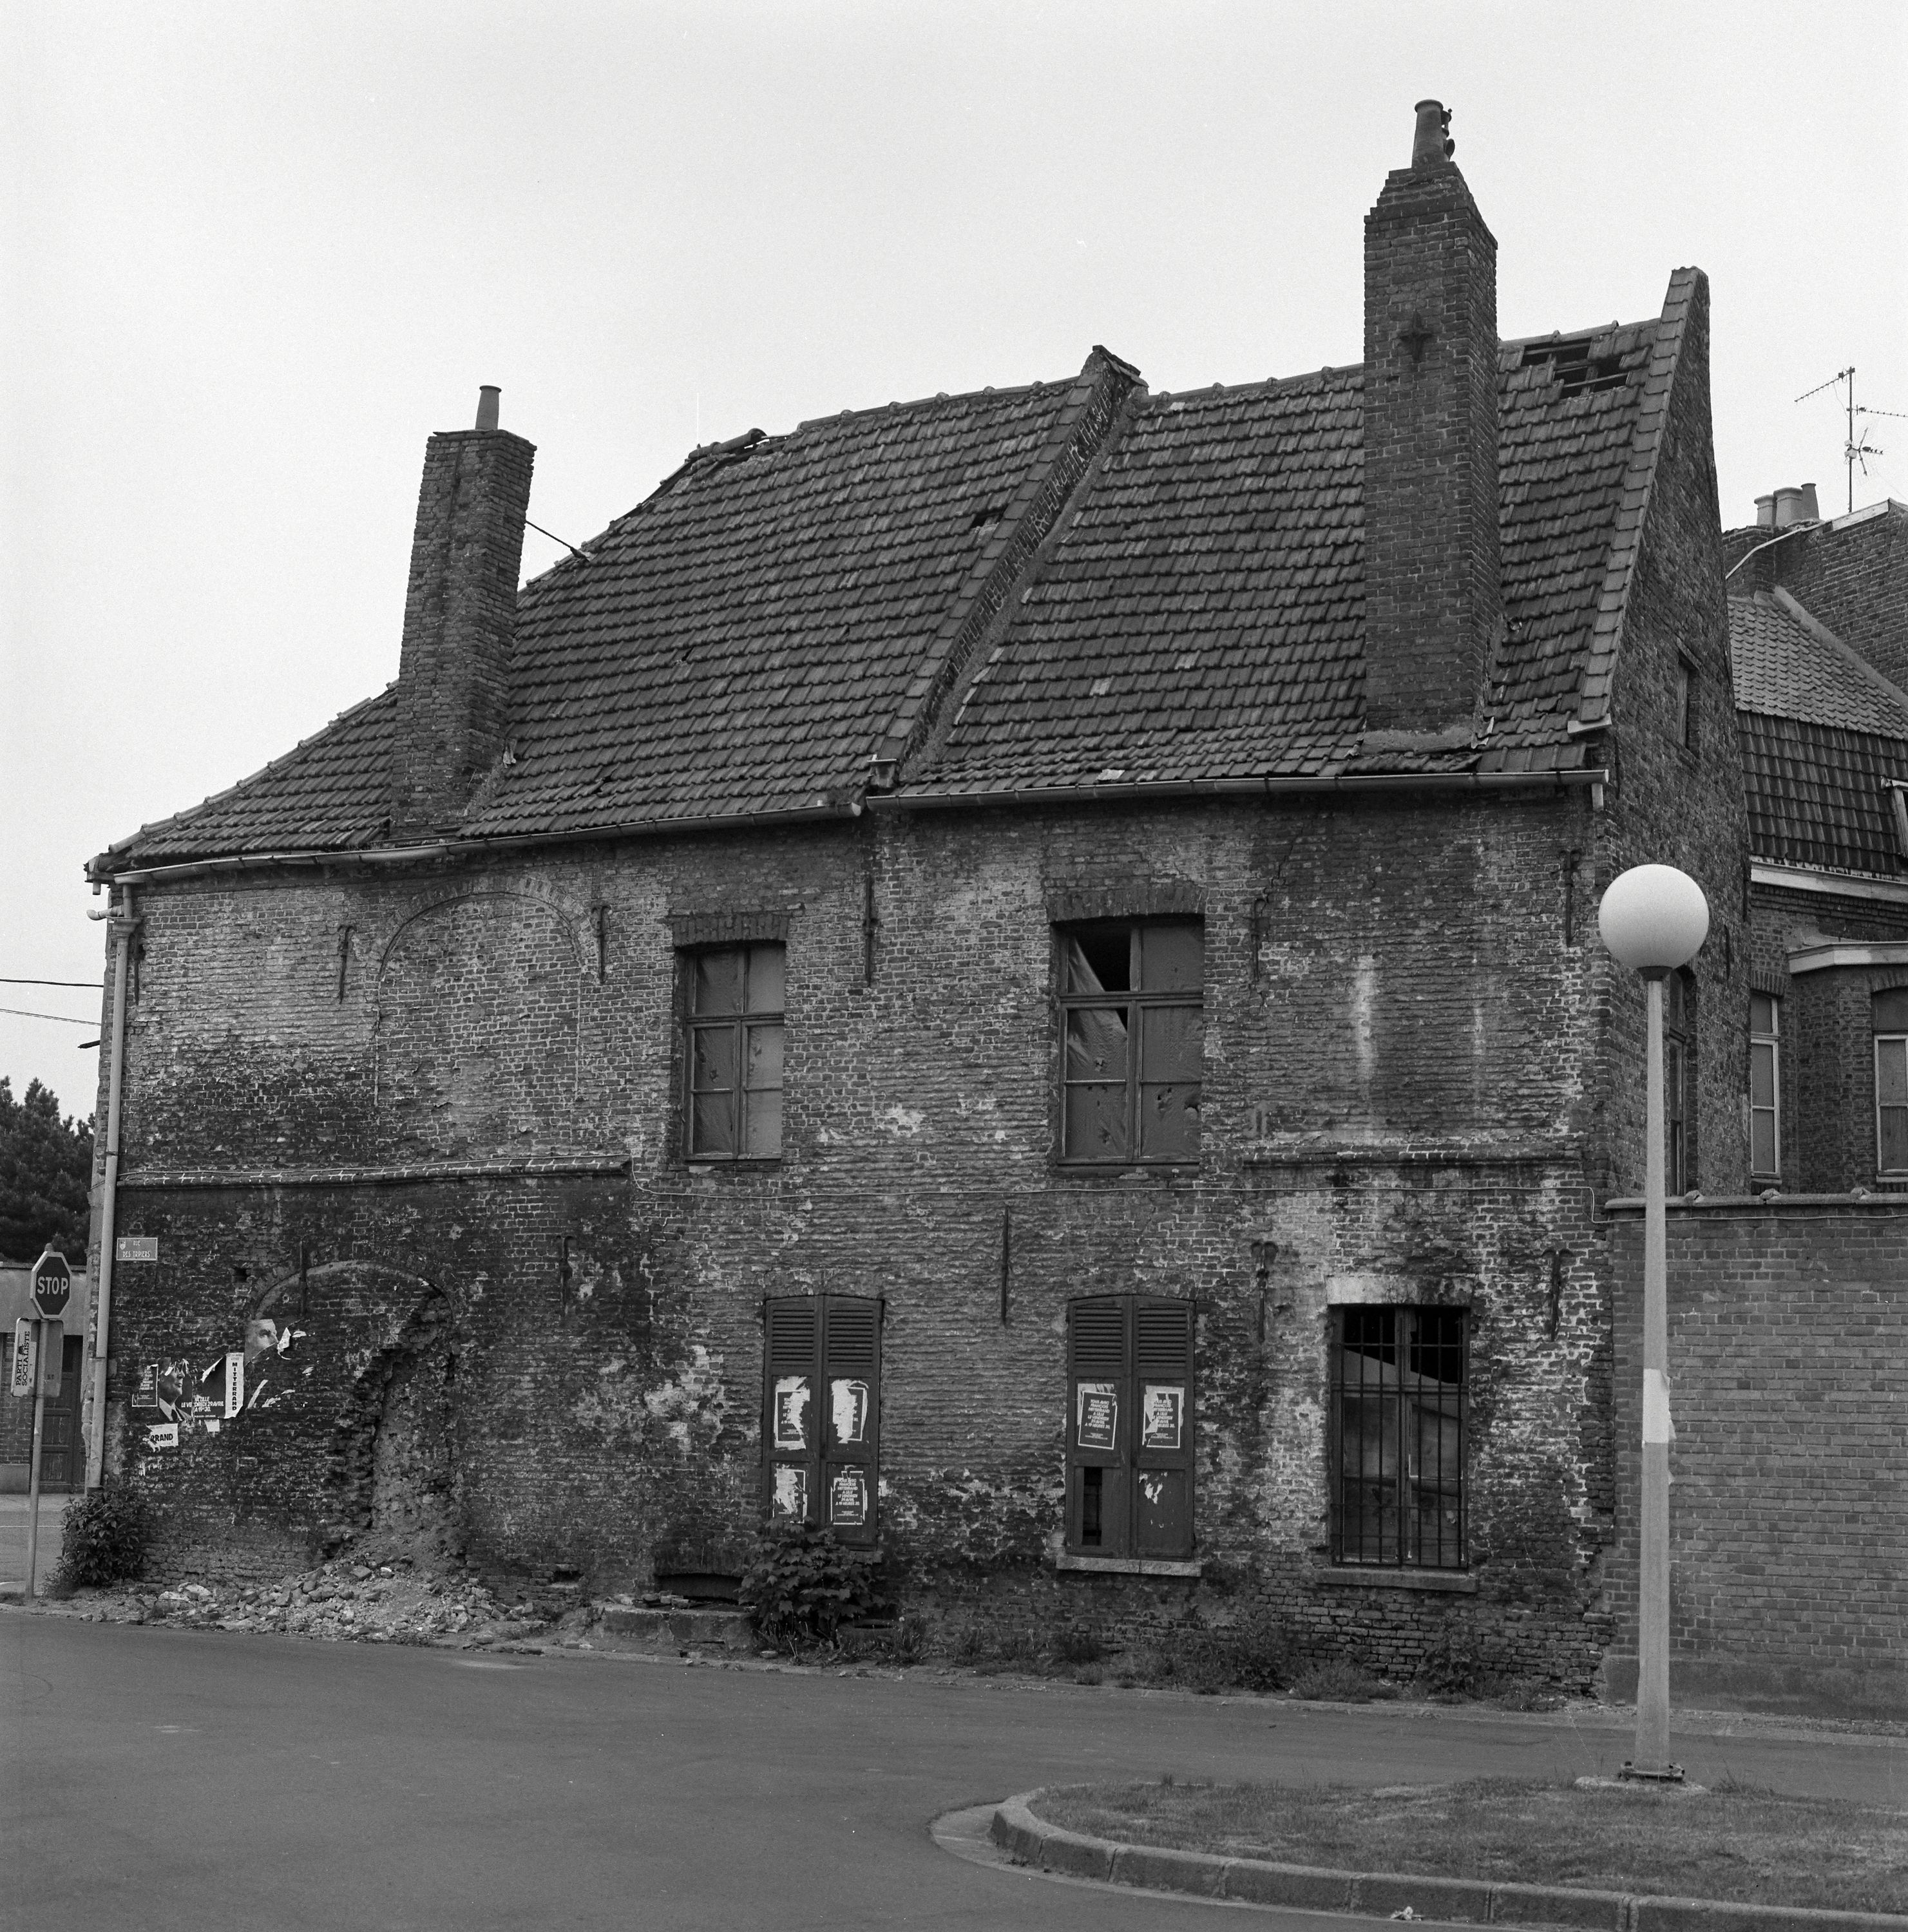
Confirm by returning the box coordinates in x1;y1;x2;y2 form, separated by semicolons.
1598;864;1710;973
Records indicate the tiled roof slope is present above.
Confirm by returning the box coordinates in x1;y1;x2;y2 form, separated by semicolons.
1729;591;1908;737
1732;589;1908;878
1741;712;1908;875
104;294;1686;865
915;319;1661;795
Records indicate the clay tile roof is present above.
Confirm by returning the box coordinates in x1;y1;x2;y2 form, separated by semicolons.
1729;591;1908;736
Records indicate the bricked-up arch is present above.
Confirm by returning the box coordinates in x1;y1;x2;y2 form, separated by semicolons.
372;892;588;1157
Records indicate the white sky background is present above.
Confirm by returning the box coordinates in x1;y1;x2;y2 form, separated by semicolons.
3;0;1904;1119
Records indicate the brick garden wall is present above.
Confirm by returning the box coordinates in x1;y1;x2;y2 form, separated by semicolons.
1605;1199;1908;1716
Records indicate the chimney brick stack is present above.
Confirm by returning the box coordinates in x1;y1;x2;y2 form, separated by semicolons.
1362;100;1502;736
390;393;535;839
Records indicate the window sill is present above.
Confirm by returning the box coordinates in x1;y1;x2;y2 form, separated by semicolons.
1056;1553;1201;1578
1316;1566;1476;1593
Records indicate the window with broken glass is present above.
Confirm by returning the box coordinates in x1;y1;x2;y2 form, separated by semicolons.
685;943;784;1160
1058;920;1203;1164
1330;1307;1467;1570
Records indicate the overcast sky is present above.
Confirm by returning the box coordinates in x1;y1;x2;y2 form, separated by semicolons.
4;0;1904;1118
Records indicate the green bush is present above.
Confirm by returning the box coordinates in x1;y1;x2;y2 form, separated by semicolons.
738;1522;888;1650
52;1478;153;1588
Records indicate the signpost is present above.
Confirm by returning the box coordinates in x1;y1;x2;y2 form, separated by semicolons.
23;1248;75;1601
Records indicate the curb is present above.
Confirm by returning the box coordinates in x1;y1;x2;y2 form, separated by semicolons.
988;1792;1908;1932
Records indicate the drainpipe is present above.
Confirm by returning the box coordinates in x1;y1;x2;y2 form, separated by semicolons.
86;887;137;1488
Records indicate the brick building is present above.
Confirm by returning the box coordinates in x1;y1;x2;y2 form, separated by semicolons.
82;102;1768;1691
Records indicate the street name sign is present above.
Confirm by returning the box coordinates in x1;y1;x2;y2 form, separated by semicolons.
9;1320;33;1397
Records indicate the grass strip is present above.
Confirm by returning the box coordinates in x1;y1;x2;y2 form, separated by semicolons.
1035;1777;1908;1914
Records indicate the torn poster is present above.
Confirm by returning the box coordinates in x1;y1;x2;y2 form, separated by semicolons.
771;1464;808;1521
1076;1381;1117;1450
143;1423;179;1452
830;1378;868;1445
223;1352;245;1420
244;1318;278;1366
828;1470;867;1527
1141;1383;1184;1450
154;1360;191;1422
773;1376;810;1449
132;1363;158;1410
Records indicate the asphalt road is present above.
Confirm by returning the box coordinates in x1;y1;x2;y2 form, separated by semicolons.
8;1613;1903;1932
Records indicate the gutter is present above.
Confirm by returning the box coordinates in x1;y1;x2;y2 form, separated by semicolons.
90;802;861;889
86;890;138;1488
868;768;1609;813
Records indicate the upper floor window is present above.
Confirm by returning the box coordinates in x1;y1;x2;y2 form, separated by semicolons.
1330;1306;1467;1571
1874;989;1908;1175
1750;992;1781;1179
1058;920;1203;1164
1665;971;1693;1193
686;943;784;1160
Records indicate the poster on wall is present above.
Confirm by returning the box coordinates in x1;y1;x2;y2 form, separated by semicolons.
828;1470;867;1528
1141;1383;1184;1450
132;1363;158;1409
770;1464;808;1522
155;1361;191;1423
773;1376;810;1449
144;1423;178;1452
1076;1381;1118;1450
223;1352;245;1420
830;1378;868;1445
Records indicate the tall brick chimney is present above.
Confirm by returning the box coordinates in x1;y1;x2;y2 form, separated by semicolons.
389;389;535;838
1362;100;1502;737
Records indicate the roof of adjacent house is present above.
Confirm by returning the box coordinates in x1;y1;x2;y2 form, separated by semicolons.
103;274;1702;871
1731;587;1908;876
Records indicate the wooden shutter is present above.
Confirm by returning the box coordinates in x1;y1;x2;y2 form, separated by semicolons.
819;1296;881;1545
1065;1296;1130;1554
1132;1297;1194;1559
763;1298;819;1524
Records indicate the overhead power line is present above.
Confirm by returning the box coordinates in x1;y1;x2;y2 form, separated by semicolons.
1;977;99;989
1;1007;96;1025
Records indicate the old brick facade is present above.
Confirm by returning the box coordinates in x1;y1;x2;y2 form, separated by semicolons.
79;105;1899;1707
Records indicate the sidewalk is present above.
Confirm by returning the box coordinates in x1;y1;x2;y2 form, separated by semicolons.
0;1493;68;1594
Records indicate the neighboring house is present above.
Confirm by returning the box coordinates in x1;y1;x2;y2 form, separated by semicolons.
85;102;1770;1694
1;1262;92;1492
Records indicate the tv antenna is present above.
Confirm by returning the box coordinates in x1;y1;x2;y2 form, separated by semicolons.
1795;367;1904;515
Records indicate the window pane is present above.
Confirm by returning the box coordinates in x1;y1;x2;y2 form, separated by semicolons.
692;1092;736;1156
1063;928;1131;994
1140;923;1203;992
1139;1083;1200;1159
746;944;785;1014
1875;990;1908;1033
1750;992;1777;1036
1140;1004;1203;1083
1750;1039;1775;1108
691;1024;737;1094
1751;1108;1777;1176
743;1088;782;1157
694;950;741;1016
1066;1006;1129;1081
1065;1085;1129;1161
1878;1038;1908;1108
745;1022;783;1091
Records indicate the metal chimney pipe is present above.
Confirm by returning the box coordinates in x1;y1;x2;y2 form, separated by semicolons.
1411;99;1454;167
475;386;501;431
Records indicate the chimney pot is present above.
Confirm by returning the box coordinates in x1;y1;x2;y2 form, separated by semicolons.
475;386;501;431
1411;99;1455;167
1755;493;1775;529
1773;485;1818;529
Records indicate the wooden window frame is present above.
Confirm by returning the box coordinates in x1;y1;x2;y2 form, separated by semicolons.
1064;1294;1196;1560
1329;1306;1467;1573
1056;919;1203;1168
1750;992;1780;1180
761;1294;881;1546
1873;990;1908;1176
683;942;785;1163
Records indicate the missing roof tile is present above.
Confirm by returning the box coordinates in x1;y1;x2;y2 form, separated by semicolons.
1520;337;1634;397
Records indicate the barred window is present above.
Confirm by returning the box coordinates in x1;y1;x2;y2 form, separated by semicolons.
1058;921;1203;1164
1750;993;1780;1179
1330;1307;1466;1570
685;944;784;1160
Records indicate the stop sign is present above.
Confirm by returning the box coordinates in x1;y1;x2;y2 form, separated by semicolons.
30;1249;73;1321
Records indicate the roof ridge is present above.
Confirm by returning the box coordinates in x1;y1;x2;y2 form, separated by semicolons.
1568;267;1706;730
98;684;398;861
794;376;1050;435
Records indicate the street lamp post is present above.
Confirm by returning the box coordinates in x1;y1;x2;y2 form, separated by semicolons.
1598;862;1710;1784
